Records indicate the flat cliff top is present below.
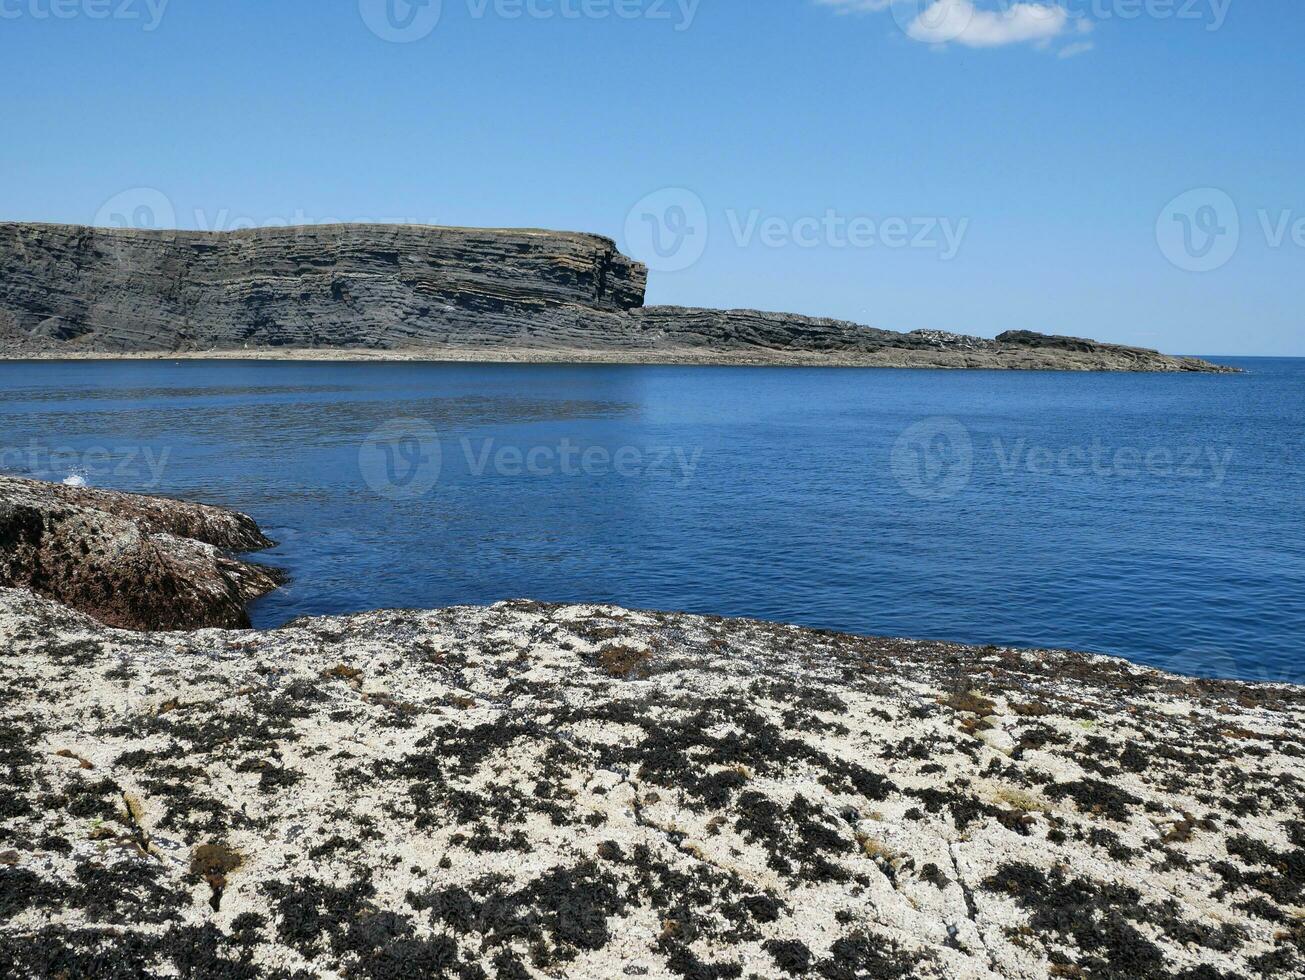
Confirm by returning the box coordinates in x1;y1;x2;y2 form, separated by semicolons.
0;220;624;249
2;586;1300;979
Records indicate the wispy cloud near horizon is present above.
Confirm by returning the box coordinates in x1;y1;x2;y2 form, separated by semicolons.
1057;39;1095;58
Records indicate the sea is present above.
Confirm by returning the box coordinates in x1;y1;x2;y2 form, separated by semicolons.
2;356;1301;684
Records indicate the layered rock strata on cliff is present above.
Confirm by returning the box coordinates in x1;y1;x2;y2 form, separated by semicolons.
630;308;1233;372
0;222;1233;372
0;476;278;630
1;588;1300;978
0;222;645;353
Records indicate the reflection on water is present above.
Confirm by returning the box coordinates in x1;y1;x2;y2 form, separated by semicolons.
0;383;357;404
1;356;1302;684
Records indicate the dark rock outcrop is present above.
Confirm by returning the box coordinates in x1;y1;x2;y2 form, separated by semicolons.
0;221;1233;372
632;307;1233;371
0;222;646;353
0;477;279;631
1;588;1300;978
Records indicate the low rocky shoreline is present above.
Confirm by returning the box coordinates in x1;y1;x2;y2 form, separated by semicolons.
2;484;1301;979
1;340;1238;372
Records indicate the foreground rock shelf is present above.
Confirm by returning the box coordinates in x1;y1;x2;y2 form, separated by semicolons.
0;222;1234;372
2;588;1301;979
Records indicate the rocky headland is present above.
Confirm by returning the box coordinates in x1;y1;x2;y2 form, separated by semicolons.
0;222;1233;372
1;485;1301;979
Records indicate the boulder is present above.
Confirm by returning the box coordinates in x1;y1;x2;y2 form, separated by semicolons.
0;477;279;630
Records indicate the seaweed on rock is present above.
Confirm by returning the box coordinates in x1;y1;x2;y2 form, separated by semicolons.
1;586;1301;978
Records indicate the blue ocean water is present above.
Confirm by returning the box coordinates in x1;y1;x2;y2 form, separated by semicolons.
1;357;1301;684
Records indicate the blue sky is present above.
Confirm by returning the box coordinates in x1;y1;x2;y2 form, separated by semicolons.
1;0;1300;355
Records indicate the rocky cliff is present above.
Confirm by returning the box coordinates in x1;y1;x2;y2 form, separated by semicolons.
0;476;279;631
1;587;1301;978
0;222;646;353
0;221;1232;372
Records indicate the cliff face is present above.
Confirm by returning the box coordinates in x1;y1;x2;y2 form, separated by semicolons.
0;222;1232;371
0;222;647;352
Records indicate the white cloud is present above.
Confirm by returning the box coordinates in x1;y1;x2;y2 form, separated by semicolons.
1057;40;1095;58
816;0;1080;50
907;1;1069;47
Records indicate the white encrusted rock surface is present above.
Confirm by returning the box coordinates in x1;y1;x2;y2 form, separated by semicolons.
1;589;1301;978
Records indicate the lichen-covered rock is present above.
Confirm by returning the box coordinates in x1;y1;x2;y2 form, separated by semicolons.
1;588;1299;978
0;222;1233;372
0;477;279;631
